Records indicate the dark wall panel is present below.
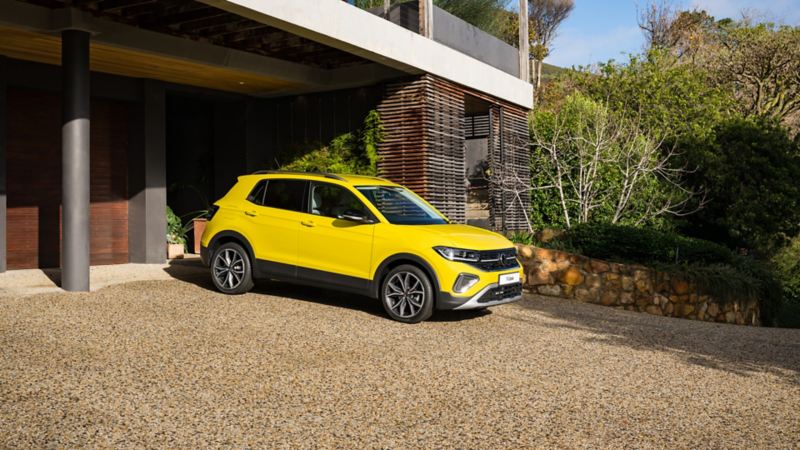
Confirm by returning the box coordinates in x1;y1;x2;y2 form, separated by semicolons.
6;87;129;269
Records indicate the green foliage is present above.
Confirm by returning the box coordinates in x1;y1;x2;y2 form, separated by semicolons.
529;92;688;229
545;223;734;265
166;206;185;245
773;237;800;328
508;230;535;245
543;223;783;325
684;117;800;254
557;49;735;145
281;110;383;176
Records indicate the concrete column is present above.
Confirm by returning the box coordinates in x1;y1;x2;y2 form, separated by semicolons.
61;30;91;291
0;56;6;273
128;80;166;264
518;0;530;82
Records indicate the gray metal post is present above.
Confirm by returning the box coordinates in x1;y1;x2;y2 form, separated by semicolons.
61;30;91;291
0;56;6;273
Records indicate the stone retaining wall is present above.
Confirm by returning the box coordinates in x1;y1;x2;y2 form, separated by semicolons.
516;244;760;326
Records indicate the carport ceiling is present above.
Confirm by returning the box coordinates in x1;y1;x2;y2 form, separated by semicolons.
17;0;371;70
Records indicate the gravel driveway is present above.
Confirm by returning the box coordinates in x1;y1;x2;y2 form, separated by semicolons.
1;266;799;448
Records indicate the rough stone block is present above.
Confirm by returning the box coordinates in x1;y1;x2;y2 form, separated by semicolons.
645;305;662;316
671;278;690;295
537;284;562;297
621;276;634;292
558;267;584;286
517;245;534;260
590;260;610;273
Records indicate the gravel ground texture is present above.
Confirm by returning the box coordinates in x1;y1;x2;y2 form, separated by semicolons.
1;264;799;448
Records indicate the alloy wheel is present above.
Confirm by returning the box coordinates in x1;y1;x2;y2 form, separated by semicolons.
385;271;426;318
213;248;246;290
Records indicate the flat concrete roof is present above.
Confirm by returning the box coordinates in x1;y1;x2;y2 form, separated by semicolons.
202;0;534;109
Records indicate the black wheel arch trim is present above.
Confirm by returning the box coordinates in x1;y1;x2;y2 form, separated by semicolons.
371;253;441;300
206;231;256;268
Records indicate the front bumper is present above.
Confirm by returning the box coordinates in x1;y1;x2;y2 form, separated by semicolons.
437;282;523;310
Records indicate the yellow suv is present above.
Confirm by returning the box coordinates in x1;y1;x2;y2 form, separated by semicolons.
200;172;523;323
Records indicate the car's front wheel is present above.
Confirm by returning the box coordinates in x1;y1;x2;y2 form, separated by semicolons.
211;242;254;295
380;265;434;323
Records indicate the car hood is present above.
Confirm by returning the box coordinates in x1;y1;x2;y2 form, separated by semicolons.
411;224;514;251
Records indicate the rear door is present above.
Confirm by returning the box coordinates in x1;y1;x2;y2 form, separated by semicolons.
295;181;376;288
243;178;307;278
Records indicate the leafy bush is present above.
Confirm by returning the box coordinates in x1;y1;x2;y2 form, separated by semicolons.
166;206;185;245
773;237;800;328
545;223;734;265
543;223;783;325
281;110;383;176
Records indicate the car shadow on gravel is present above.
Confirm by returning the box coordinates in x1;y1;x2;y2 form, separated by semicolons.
162;259;488;322
516;294;800;384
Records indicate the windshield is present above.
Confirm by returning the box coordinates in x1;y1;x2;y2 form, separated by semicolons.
356;186;448;225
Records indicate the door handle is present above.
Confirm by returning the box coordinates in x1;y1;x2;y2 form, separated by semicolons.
244;210;257;217
300;220;315;227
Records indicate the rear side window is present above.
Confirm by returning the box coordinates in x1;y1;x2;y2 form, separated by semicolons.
262;179;306;212
246;181;267;205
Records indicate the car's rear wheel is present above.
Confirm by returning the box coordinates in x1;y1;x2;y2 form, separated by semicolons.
380;264;434;323
211;242;254;295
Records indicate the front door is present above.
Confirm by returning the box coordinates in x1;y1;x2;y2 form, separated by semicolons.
296;181;375;288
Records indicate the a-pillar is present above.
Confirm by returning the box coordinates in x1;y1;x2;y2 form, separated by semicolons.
61;29;91;291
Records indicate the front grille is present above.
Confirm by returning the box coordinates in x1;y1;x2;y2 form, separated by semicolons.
465;248;519;272
478;283;523;303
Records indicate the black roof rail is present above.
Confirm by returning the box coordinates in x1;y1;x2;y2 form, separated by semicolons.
250;170;346;181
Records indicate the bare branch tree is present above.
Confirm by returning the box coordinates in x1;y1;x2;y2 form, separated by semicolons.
528;95;704;228
528;0;574;90
637;0;677;49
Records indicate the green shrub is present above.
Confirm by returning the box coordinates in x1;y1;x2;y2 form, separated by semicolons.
166;206;185;245
281;110;383;176
773;237;800;328
545;223;783;325
545;223;734;265
508;231;535;245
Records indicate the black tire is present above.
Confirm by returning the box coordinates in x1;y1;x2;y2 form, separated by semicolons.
210;242;254;295
380;264;434;323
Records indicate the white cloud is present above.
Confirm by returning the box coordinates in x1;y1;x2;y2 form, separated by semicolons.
547;25;642;68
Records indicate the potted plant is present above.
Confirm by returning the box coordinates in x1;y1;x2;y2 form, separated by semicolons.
169;179;213;255
166;206;186;259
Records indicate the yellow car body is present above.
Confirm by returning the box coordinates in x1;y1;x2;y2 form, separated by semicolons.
200;172;523;321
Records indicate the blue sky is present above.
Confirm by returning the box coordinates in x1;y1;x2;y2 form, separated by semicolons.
546;0;800;68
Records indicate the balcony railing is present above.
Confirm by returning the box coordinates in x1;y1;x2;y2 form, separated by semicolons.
350;1;521;78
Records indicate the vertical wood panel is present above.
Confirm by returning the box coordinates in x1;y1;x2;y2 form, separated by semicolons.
378;74;530;230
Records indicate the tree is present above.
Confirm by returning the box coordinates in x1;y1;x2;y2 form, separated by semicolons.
683;118;800;255
637;0;677;49
527;0;574;90
528;93;701;229
707;22;800;123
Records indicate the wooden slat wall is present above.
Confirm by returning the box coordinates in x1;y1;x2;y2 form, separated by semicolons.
377;74;530;229
6;87;129;269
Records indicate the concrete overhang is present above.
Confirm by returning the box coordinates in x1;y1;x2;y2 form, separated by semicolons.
200;0;534;109
0;1;404;96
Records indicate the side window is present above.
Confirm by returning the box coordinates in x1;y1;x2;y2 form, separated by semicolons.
263;179;306;212
246;180;267;205
310;182;371;219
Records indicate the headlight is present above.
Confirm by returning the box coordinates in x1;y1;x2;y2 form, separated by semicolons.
433;246;480;262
